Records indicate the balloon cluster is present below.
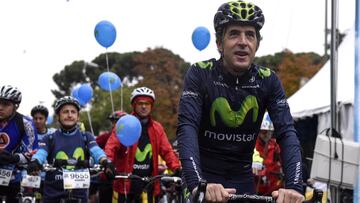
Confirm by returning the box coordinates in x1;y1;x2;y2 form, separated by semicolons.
71;83;94;106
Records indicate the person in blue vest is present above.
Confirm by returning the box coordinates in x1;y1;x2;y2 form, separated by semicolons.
30;104;56;201
0;85;38;203
27;96;115;203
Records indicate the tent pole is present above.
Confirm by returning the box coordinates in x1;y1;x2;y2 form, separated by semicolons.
330;0;338;136
330;0;340;202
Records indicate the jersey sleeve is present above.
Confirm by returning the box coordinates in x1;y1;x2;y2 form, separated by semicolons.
32;132;52;164
155;122;181;171
176;65;205;192
22;116;38;151
266;73;303;193
86;132;107;163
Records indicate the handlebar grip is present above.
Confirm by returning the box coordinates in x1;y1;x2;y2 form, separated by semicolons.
192;179;207;203
160;176;182;184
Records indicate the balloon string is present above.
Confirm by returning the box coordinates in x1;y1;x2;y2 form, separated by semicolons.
105;50;115;113
121;87;123;111
86;109;95;135
106;50;110;72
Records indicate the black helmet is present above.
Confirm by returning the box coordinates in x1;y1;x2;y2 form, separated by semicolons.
0;85;22;104
54;96;81;114
107;111;127;121
214;0;265;34
31;105;49;118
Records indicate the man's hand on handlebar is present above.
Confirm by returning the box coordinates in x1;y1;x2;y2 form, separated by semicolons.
193;183;236;203
272;188;304;203
27;159;42;175
100;158;115;180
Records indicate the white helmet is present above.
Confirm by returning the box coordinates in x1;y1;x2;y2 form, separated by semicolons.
130;87;155;103
260;112;274;131
0;85;22;104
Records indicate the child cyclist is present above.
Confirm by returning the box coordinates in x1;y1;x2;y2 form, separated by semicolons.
27;96;115;203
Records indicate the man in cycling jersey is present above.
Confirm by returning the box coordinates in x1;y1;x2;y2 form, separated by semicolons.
0;85;38;203
176;1;304;202
27;96;115;203
30;104;56;201
105;87;181;202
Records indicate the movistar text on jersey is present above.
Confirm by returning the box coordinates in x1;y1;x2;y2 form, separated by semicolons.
204;130;255;142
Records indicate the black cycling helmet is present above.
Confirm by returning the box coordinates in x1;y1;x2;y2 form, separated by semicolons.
54;96;81;114
108;111;127;121
0;85;22;104
31;105;49;118
214;0;265;34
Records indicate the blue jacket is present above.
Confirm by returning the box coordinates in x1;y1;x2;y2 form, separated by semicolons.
177;59;303;194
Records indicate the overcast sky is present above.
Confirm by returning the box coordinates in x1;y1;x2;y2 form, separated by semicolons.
0;0;355;116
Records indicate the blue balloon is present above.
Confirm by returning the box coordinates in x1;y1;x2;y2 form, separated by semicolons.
71;86;80;99
192;26;210;51
47;115;53;125
94;20;117;48
97;71;122;91
115;115;142;147
71;85;86;106
78;84;93;104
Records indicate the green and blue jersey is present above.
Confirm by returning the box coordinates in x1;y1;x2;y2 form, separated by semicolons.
177;59;303;194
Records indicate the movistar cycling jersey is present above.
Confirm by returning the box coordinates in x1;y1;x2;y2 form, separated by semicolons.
32;128;107;202
177;58;303;194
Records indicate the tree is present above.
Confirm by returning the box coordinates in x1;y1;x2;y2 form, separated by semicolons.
255;50;325;97
131;48;189;140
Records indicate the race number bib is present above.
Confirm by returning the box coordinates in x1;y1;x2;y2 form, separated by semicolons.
21;175;41;188
63;169;90;189
0;166;13;186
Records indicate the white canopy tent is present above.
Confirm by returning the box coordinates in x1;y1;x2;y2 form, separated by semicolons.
288;27;354;140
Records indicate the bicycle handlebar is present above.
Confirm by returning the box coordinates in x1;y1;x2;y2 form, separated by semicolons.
42;159;103;173
115;173;180;183
228;194;275;203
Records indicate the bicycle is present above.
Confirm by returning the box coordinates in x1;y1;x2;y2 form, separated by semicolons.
114;173;184;203
192;179;324;203
40;159;102;203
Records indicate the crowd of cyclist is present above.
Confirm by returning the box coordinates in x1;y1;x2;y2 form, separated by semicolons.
0;83;289;203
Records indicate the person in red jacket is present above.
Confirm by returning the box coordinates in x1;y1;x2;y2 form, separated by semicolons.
95;111;127;203
255;113;284;195
105;87;181;203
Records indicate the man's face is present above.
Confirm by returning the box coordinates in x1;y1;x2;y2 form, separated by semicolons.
0;99;16;121
259;130;273;142
134;99;152;118
58;104;79;129
33;112;47;132
217;24;258;75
